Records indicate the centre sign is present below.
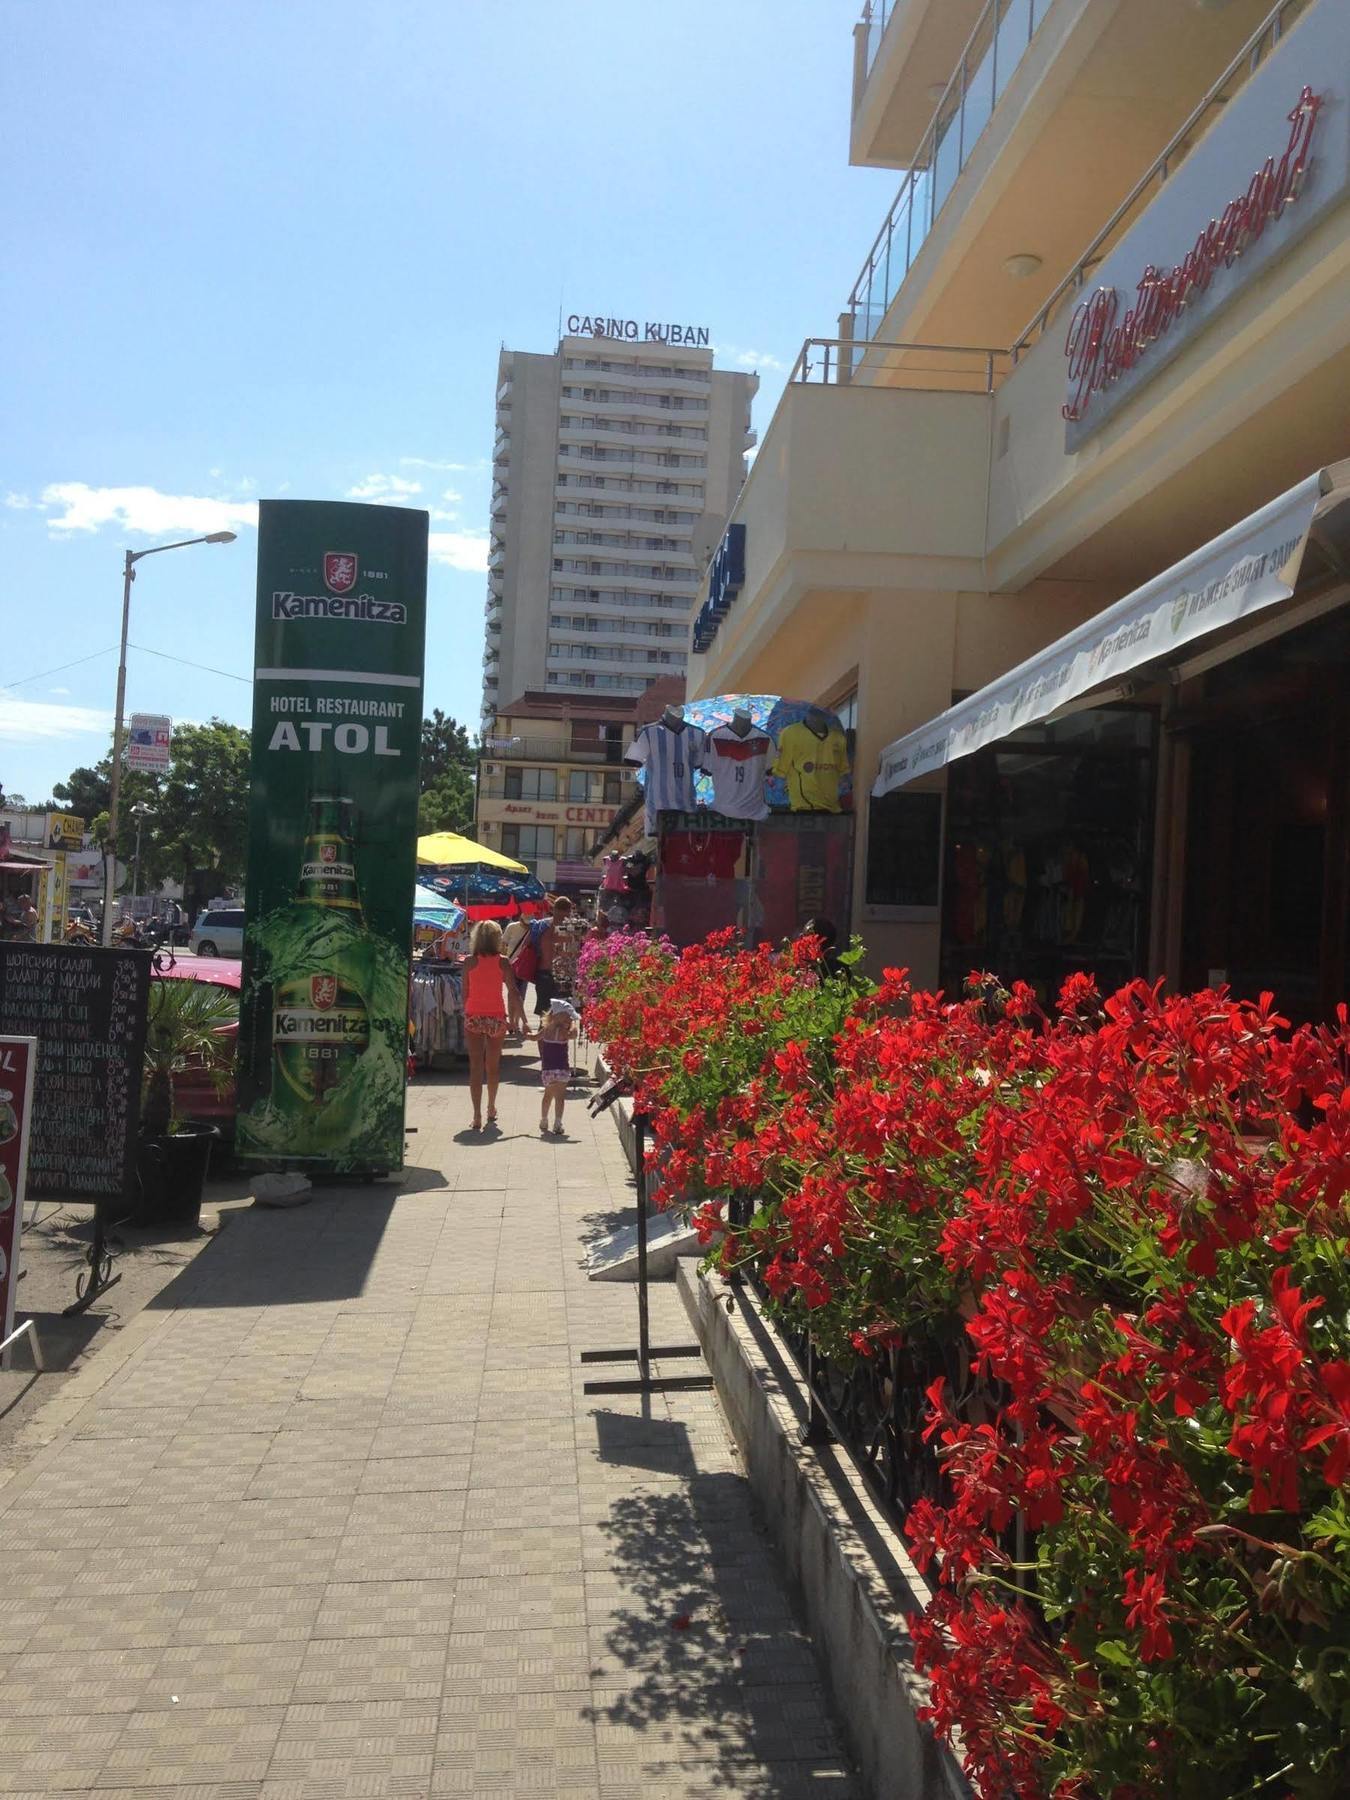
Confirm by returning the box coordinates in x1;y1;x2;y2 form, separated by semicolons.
566;314;711;347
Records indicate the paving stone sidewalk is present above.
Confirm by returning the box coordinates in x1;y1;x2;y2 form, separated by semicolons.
0;1048;856;1798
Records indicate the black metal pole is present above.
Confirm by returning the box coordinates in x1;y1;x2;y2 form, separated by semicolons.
635;1113;650;1382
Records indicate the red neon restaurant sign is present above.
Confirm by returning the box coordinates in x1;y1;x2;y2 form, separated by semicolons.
1063;87;1323;423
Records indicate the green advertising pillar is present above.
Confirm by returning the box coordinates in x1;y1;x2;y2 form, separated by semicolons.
236;501;428;1174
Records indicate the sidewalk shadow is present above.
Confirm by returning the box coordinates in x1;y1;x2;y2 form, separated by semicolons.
143;1189;401;1309
583;1410;842;1791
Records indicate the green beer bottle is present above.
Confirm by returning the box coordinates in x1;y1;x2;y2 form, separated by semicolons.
271;795;371;1108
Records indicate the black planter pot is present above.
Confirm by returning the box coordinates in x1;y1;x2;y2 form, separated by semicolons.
135;1125;218;1227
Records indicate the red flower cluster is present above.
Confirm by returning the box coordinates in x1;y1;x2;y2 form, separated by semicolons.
586;950;1350;1797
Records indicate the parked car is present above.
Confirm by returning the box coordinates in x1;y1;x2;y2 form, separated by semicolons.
154;958;240;1140
190;907;245;957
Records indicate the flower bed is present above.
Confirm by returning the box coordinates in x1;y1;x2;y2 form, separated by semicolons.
585;934;1350;1799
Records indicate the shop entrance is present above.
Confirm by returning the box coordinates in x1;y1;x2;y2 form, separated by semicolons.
939;707;1156;1004
1179;606;1350;1024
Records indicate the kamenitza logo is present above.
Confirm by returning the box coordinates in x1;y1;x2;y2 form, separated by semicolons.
271;591;407;624
324;553;358;595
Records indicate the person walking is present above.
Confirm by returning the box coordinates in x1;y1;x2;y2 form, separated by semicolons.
463;919;528;1131
533;896;583;1014
536;998;577;1136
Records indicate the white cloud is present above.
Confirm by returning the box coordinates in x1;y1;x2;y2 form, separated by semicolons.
400;456;485;474
0;694;109;742
4;491;38;510
428;530;489;573
441;486;463;504
735;349;785;371
31;483;258;538
346;472;424;503
48;685;71;696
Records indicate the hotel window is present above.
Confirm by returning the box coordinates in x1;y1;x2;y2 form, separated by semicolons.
503;768;557;802
500;825;555;861
564;827;588;858
568;770;589;802
603;774;623;805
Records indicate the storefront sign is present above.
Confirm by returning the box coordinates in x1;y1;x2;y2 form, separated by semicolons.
65;856;104;889
0;1036;36;1358
1061;2;1350;448
1065;88;1322;428
236;500;428;1176
566;314;711;346
875;472;1324;795
45;813;84;850
127;714;172;770
42;852;67;943
692;523;747;654
493;800;615;826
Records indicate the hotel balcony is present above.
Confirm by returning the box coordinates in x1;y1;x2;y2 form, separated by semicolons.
851;0;988;169
844;0;1286;355
689;338;1015;694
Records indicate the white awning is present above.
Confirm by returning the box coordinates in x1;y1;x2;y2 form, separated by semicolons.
874;469;1338;796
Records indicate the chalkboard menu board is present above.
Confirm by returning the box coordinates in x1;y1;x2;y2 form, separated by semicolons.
0;944;151;1200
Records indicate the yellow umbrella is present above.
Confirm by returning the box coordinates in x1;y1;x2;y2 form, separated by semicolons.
415;831;528;873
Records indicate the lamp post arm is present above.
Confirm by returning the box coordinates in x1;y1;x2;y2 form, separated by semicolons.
129;534;218;562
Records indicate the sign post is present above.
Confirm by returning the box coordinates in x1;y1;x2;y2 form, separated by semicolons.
236;501;428;1177
0;1036;37;1368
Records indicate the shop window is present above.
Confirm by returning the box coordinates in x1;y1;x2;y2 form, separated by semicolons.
865;791;943;916
941;707;1155;1004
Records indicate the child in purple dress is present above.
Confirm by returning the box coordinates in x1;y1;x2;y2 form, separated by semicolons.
537;999;577;1136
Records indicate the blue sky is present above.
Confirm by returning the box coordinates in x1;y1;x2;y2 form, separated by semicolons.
1;0;895;805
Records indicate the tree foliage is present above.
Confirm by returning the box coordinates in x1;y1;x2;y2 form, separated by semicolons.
417;709;476;836
52;720;250;892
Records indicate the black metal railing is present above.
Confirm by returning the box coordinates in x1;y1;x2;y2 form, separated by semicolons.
726;1192;1019;1572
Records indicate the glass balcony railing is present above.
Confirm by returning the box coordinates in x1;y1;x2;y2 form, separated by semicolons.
861;0;894;76
849;0;1051;343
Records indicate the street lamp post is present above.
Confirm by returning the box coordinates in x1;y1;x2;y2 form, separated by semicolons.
130;803;151;904
102;532;236;946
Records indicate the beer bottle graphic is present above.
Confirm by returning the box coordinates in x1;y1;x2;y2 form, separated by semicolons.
269;795;371;1109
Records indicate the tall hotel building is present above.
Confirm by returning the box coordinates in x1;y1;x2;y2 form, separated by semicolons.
481;331;758;730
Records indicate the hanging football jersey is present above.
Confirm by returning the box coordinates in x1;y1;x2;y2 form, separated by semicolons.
703;724;772;820
626;721;709;831
771;721;850;812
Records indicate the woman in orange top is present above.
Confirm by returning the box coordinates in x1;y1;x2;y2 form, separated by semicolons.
463;919;528;1131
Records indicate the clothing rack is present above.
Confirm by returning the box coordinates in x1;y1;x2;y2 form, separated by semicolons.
409;962;465;1063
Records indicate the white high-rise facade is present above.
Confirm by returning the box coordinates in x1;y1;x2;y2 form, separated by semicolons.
482;332;757;730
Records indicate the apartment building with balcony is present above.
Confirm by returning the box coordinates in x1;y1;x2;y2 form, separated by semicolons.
690;0;1350;1020
474;690;643;896
481;332;757;735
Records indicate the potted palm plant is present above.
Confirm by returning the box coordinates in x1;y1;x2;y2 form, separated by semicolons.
136;977;237;1227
